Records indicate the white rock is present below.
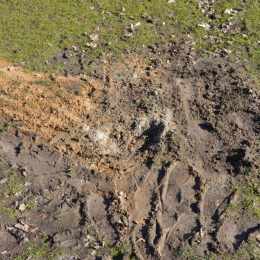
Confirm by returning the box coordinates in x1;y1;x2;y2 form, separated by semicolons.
89;34;99;41
92;130;107;142
198;22;211;30
224;8;237;14
82;125;90;133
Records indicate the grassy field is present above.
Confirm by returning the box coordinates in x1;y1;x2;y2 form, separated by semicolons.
0;0;259;76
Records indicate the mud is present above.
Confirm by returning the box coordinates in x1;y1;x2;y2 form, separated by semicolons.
1;44;260;259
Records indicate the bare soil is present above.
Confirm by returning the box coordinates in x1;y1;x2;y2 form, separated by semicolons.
1;44;260;259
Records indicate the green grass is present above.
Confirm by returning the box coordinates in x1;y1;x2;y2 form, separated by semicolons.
3;170;25;196
109;240;133;260
180;238;260;260
14;232;64;260
229;171;260;219
0;204;20;218
0;170;26;217
0;0;258;78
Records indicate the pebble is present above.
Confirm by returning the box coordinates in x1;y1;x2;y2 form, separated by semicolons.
0;178;8;184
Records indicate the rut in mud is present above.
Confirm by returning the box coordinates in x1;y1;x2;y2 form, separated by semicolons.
0;45;260;259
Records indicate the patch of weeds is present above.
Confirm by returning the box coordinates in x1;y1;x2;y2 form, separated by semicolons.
35;80;54;90
169;133;180;147
109;240;133;260
209;237;260;260
178;246;210;260
14;232;64;260
180;240;260;260
151;143;167;171
70;245;78;255
3;170;25;196
137;99;155;111
229;171;260;219
85;229;97;237
0;204;20;218
55;124;71;134
56;90;65;98
6;121;17;128
26;201;35;210
65;164;75;178
0;171;24;218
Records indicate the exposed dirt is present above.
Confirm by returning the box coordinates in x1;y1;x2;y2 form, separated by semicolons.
1;44;260;259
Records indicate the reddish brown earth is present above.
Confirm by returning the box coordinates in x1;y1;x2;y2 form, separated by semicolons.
1;44;260;259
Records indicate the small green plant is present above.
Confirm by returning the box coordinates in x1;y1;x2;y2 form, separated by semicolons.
109;241;133;259
26;201;35;210
3;170;24;196
137;99;155;111
35;80;54;90
86;229;96;237
55;124;71;134
228;171;260;219
71;245;77;253
6;121;17;128
0;204;20;218
65;164;75;178
14;232;64;260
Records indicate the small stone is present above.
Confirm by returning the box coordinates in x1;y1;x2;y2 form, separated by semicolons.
82;125;90;133
86;43;97;49
198;22;211;30
89;34;99;41
256;234;260;243
0;178;8;184
142;12;150;19
14;223;30;232
19;203;27;212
